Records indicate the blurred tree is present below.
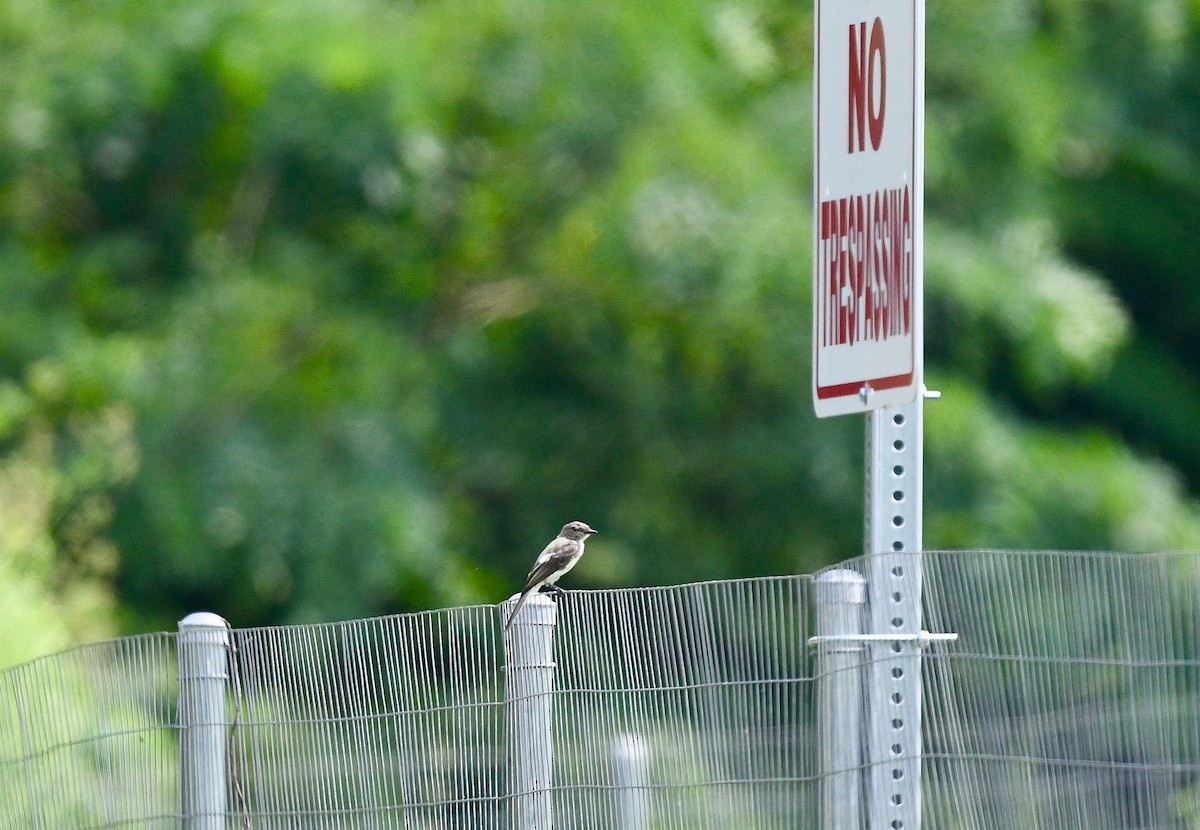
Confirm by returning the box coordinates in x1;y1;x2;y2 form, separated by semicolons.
0;0;1198;638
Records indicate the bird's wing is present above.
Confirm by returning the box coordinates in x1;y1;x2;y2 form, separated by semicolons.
506;538;582;632
522;537;579;590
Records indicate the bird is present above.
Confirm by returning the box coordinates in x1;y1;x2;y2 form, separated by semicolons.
504;521;598;631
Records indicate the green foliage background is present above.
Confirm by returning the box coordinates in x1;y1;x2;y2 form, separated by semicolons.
2;0;1199;651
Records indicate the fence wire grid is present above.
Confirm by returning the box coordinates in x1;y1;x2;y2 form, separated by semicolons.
3;550;1200;828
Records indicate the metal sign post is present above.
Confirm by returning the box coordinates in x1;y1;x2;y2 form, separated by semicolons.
865;400;923;830
813;0;929;827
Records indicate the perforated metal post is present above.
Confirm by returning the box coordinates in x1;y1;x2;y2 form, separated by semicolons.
504;593;557;830
814;568;867;830
177;612;230;830
866;400;923;830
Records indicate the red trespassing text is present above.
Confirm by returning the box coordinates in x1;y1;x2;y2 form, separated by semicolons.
818;185;913;347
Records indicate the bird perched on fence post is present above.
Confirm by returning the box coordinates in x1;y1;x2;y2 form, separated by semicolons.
504;521;598;631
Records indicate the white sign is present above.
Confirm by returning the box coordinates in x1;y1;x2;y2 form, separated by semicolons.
813;0;923;417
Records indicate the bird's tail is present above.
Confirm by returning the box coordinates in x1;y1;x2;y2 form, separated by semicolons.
503;589;534;632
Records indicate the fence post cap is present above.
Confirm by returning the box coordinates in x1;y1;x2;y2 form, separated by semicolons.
504;592;557;627
612;732;650;761
813;568;867;605
178;611;229;630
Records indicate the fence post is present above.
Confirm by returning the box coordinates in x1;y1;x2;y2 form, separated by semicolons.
814;568;867;830
178;612;230;830
503;593;557;830
612;732;650;829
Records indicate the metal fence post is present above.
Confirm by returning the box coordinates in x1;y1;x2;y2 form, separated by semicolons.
504;593;557;830
612;732;650;830
178;612;230;830
814;568;867;830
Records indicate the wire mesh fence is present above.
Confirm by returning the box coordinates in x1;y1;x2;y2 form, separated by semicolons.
922;550;1200;829
3;550;1200;828
227;606;506;828
553;576;814;828
0;632;177;829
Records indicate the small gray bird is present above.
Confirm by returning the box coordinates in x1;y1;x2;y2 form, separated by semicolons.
504;521;598;631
